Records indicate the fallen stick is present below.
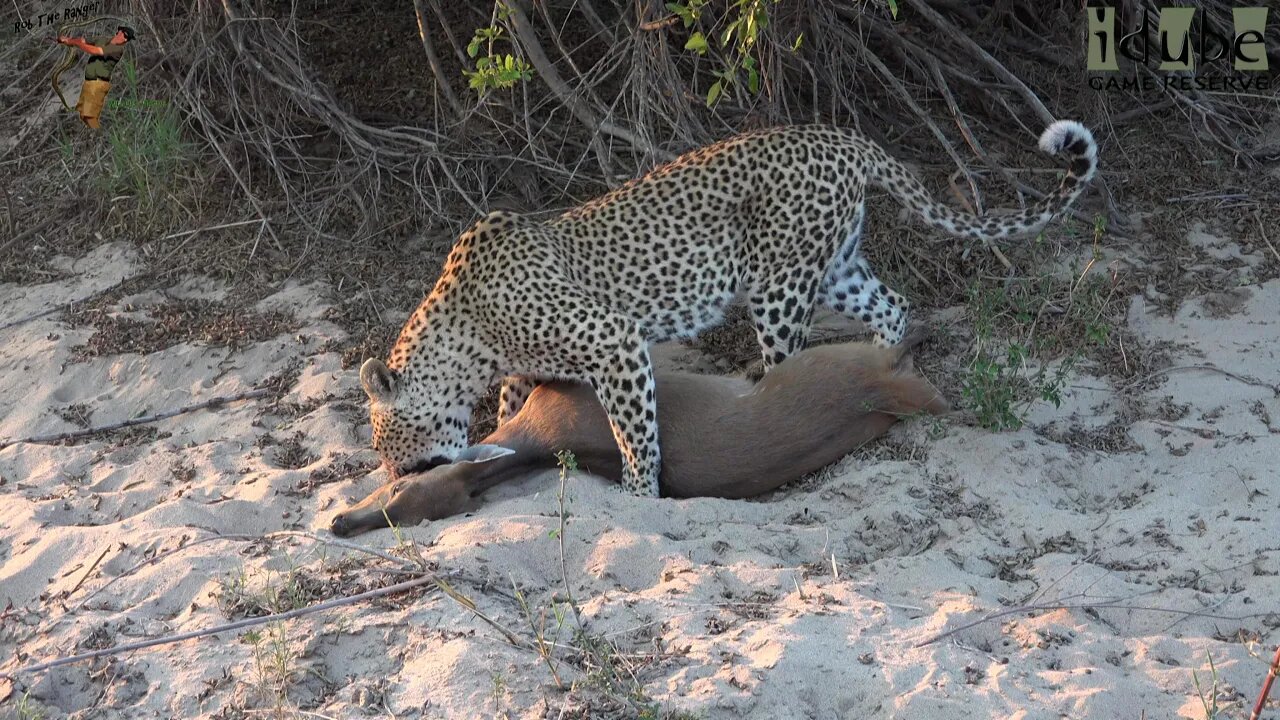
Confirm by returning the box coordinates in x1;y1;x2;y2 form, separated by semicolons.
1120;364;1280;398
915;600;1271;648
1250;644;1280;720
73;530;416;612
0;306;62;333
0;273;149;334
0;573;440;680
157;218;269;242
67;546;111;597
0;388;272;451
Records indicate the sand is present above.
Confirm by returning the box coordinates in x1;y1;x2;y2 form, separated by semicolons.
1;236;1278;719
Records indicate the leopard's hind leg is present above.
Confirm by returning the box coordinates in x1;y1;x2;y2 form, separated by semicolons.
746;282;820;371
819;205;911;347
740;209;840;371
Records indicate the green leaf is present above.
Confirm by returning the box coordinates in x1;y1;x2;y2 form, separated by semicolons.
721;22;737;48
467;38;481;58
791;32;804;51
887;0;900;20
667;2;696;27
684;31;708;54
748;65;760;93
706;79;723;106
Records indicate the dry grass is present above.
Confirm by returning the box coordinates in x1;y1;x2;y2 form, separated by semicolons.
1;0;1276;437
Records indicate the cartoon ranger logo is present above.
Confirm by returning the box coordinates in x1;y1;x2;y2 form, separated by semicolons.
51;24;134;129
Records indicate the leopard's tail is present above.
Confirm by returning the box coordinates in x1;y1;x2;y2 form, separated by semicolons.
871;120;1098;242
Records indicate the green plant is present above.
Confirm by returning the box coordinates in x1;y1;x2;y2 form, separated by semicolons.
427;450;710;715
1192;651;1224;719
464;4;534;93
957;236;1126;431
512;574;568;689
961;281;1080;431
551;449;583;629
670;0;801;106
15;692;45;720
56;128;75;165
97;58;196;232
241;622;298;717
489;670;509;711
216;557;314;619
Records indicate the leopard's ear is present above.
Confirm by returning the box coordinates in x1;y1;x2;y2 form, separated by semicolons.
360;359;399;403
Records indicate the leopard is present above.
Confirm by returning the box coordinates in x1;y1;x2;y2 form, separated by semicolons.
359;120;1098;497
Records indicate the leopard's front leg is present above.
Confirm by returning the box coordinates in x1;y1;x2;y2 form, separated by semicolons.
589;328;662;498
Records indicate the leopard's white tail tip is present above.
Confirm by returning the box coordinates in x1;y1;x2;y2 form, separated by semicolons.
1038;120;1097;160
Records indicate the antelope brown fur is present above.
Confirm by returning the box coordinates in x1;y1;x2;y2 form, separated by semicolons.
331;334;948;537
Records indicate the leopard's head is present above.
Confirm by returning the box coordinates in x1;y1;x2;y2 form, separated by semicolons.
360;354;489;479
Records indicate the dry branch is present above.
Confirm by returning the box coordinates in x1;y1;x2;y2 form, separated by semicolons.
0;388;271;451
903;0;1053;126
412;0;465;119
507;0;674;165
4;0;1273;312
1;574;440;680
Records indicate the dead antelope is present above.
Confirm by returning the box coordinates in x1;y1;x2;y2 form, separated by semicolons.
330;334;949;537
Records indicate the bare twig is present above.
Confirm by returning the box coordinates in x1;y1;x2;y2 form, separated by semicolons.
0;304;62;333
916;598;1272;648
506;0;673;164
67;547;111;597
157;218;270;242
0;388;272;451
572;0;611;41
1;574;440;680
925;56;1027;210
69;530;498;620
1120;364;1280;397
0;217;54;259
904;0;1053;126
860;45;1013;271
638;15;679;31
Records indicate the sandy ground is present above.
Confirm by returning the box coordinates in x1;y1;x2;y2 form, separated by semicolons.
1;236;1278;720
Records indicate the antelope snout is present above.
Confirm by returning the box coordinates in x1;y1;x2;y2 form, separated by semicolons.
329;512;357;537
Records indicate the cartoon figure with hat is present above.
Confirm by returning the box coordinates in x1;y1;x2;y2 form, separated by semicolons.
52;25;135;129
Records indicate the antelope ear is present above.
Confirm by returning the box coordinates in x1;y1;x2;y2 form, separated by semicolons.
452;444;516;465
359;359;398;403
